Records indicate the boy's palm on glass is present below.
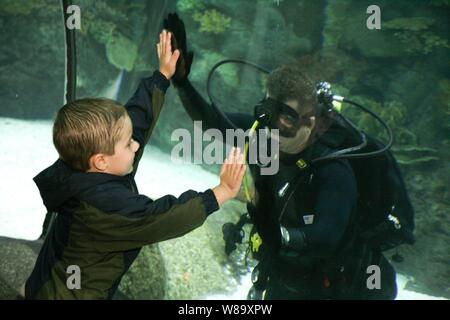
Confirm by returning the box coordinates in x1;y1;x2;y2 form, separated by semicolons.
219;147;246;198
157;30;180;80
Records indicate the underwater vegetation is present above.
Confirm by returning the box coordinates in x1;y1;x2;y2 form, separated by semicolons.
193;9;231;34
79;1;139;71
340;95;440;166
0;0;58;15
178;0;231;35
383;17;449;55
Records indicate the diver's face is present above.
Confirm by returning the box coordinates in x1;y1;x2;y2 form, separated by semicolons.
276;99;301;137
270;98;316;155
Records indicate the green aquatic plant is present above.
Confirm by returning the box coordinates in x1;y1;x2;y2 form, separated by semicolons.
0;0;45;15
105;32;138;72
177;0;206;12
341;94;441;166
342;96;414;144
429;0;450;6
81;1;128;43
193;9;231;34
81;13;116;43
384;17;449;55
383;17;434;32
81;15;138;71
176;1;231;35
0;0;58;16
437;79;450;124
393;146;439;166
78;1;139;71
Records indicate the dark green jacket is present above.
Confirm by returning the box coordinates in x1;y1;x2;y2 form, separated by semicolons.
25;71;219;299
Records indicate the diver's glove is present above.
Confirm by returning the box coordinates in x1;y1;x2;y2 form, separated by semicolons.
222;222;245;256
163;13;194;87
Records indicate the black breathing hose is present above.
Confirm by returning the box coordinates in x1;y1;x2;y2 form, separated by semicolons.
206;59;393;161
206;59;270;130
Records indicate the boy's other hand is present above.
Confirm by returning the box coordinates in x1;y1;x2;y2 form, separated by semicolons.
213;147;246;206
157;30;180;80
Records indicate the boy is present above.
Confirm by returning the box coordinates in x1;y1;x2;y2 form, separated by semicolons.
25;30;246;299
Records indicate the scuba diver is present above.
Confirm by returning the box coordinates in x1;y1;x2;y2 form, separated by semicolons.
163;13;415;300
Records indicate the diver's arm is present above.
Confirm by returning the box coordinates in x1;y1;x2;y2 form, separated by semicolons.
281;160;356;257
164;13;252;133
176;80;225;131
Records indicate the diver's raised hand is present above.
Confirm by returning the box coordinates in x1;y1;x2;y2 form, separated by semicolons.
163;13;194;86
157;30;180;80
213;147;246;206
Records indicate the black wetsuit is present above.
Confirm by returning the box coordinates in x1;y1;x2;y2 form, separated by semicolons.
176;80;397;300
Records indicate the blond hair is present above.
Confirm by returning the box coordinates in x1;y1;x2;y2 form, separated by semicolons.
53;98;127;171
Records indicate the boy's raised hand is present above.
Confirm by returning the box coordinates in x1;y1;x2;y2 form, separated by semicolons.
213;147;246;207
157;30;180;80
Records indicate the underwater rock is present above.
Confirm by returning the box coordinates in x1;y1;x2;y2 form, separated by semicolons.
389;166;450;299
106;32;139;72
0;236;41;299
0;236;168;300
0;4;64;119
0;0;170;119
118;244;167;300
159;199;248;299
341;27;409;59
321;0;352;57
324;1;408;58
